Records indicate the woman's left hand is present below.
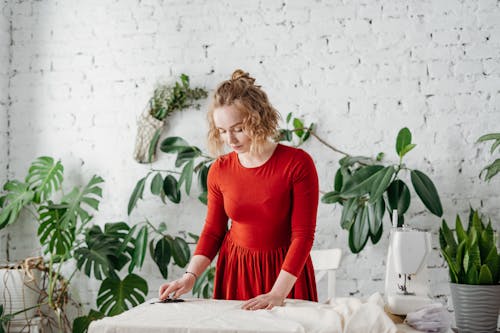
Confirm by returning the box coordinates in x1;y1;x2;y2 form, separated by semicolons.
241;292;285;311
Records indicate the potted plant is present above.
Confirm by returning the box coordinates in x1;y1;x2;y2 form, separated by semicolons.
439;208;500;333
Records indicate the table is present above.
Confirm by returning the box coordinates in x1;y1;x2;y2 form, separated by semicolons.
88;295;423;333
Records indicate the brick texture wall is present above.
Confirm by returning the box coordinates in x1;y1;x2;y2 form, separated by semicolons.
0;1;9;185
1;0;499;314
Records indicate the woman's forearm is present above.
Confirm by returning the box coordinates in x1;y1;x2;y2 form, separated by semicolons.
185;254;211;278
270;269;298;299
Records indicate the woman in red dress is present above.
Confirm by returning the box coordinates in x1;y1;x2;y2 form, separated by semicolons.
159;69;319;310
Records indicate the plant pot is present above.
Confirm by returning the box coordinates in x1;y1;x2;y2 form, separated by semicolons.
0;263;41;321
450;283;500;333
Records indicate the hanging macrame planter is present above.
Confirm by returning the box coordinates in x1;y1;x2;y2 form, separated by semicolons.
132;74;208;164
133;108;165;164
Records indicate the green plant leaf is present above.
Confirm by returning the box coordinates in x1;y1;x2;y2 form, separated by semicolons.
178;160;194;195
321;191;342;204
153;238;171;279
396;127;412;156
0;180;35;230
286;112;292;123
334;169;343;192
348;205;370;253
367;197;385;244
480;158;500;181
340;165;384;198
410;170;443;217
128;176;148;215
159;137;190;153
441;247;459;283
175;147;202;168
399;144;417;158
163;175;181;203
147;128;162;163
477;132;500;154
96;274;148;316
198;191;208;205
485;246;500;284
26;156;64;203
171;236;190;267
130;225;148;273
455;240;466;281
58;175;104;228
198;165;209;192
38;204;75;256
386;179;411;215
72;309;105;333
75;224;130;280
150;173;163;196
455;215;467;245
465;263;479;284
340;198;357;230
293;118;304;137
339;156;373;168
192;266;215;298
478;264;494;284
368;166;395;204
439;219;457;257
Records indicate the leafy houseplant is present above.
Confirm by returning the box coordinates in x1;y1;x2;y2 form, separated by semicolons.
321;128;443;253
439;208;500;332
0;157;189;332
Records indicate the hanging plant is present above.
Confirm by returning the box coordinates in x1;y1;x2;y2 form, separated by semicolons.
133;74;208;164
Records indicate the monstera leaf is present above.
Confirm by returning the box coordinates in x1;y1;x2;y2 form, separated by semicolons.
75;223;131;280
72;309;105;333
0;180;34;229
38;204;75;256
58;175;104;228
26;156;64;203
96;274;148;316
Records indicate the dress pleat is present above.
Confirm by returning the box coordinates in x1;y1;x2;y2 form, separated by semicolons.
213;233;317;301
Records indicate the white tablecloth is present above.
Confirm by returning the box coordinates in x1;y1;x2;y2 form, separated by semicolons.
88;293;423;333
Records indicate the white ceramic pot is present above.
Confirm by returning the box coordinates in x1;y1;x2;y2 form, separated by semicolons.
450;283;500;333
0;265;41;321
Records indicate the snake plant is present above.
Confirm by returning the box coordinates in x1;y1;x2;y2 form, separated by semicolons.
439;208;500;285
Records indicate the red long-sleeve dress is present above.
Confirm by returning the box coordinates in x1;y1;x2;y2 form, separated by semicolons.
194;144;318;301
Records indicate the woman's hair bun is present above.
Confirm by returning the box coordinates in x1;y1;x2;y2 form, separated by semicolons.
231;69;255;85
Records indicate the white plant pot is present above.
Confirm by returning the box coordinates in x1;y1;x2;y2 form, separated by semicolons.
0;265;41;321
450;283;500;333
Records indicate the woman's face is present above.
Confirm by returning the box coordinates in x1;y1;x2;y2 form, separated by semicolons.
213;104;252;154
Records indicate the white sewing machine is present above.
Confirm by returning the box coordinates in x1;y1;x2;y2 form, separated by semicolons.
385;212;433;315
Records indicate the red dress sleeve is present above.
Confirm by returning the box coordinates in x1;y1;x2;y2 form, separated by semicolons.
281;150;319;277
193;159;229;260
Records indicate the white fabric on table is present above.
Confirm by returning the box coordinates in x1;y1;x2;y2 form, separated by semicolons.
88;293;418;333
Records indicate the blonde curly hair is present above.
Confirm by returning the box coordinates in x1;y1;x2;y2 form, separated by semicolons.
207;69;280;156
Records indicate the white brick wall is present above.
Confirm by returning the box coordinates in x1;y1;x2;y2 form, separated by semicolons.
0;1;10;185
1;0;500;316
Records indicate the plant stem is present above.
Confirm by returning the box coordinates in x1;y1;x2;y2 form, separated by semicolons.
291;128;351;156
150;168;182;174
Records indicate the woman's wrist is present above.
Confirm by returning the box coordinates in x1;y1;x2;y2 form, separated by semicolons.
184;271;198;281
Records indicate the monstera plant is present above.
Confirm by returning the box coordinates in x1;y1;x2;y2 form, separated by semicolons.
322;128;443;253
0;157;169;332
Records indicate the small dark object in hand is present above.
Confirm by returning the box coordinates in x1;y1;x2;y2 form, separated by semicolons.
151;298;185;304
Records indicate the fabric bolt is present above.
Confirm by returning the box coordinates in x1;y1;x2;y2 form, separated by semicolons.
194;144;319;301
88;294;412;333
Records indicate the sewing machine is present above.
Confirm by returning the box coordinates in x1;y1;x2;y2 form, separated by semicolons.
384;214;433;315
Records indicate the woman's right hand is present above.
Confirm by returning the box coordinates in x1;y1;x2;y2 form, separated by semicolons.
158;273;196;300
